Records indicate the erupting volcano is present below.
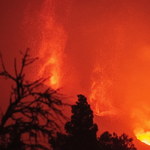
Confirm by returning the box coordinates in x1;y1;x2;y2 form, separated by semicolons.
22;0;150;149
1;0;150;149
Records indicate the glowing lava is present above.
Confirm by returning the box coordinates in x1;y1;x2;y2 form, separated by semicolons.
135;128;150;145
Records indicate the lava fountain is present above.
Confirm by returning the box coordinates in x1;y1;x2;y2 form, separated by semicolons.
37;0;67;89
24;0;67;89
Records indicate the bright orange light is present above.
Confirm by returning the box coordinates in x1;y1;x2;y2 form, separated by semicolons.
48;53;61;88
38;50;63;89
50;75;58;85
135;128;150;145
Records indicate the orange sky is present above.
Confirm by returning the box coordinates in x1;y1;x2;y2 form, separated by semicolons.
1;0;150;149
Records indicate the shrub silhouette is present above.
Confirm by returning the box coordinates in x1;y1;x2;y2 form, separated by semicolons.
98;131;137;150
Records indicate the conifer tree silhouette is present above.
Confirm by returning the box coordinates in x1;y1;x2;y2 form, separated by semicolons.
51;95;99;150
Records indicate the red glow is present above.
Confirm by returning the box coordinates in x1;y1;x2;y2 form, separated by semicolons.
1;1;150;149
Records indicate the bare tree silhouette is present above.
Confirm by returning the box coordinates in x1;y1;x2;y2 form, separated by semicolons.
0;49;66;150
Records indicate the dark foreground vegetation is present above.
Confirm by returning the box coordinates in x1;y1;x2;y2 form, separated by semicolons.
0;50;137;150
